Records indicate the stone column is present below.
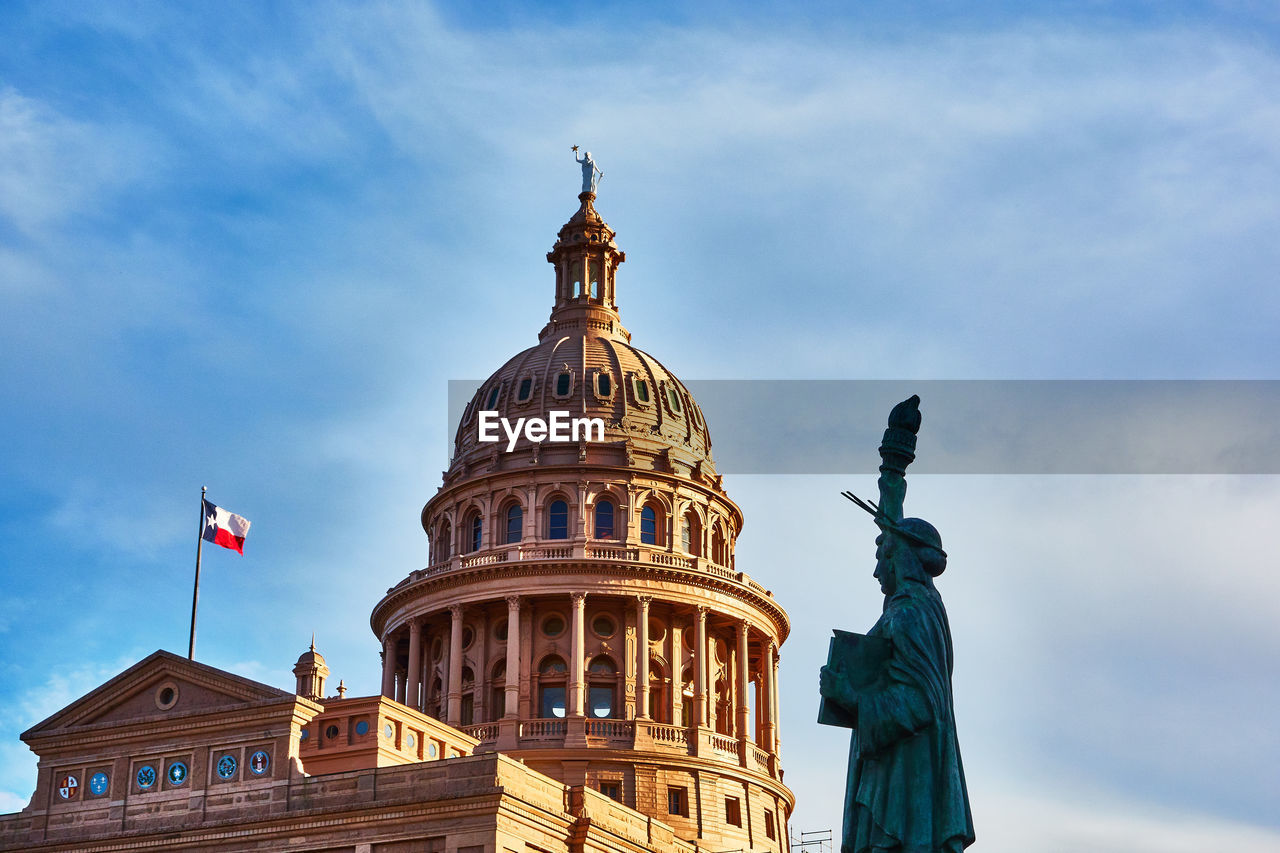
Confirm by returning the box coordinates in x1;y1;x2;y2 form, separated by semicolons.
761;639;776;751
770;643;781;758
569;592;587;717
395;670;405;704
447;604;464;725
505;596;521;717
736;621;750;742
406;619;422;711
694;606;708;726
381;636;395;698
636;595;651;718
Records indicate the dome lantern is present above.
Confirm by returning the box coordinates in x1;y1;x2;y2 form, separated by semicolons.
541;191;628;342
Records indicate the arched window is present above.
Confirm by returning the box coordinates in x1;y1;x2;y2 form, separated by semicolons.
429;676;443;720
547;499;569;540
641;503;663;546
538;656;568;719
714;678;732;735
435;520;452;563
712;526;726;566
681;511;701;556
588;656;618;719
468;512;482;553
594;499;615;539
505;504;523;544
589;261;601;299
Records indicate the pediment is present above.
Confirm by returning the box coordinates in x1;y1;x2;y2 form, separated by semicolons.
23;650;292;739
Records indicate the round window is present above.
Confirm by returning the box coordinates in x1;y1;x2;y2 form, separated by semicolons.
299;728;310;741
591;615;616;638
89;772;109;796
406;732;416;749
462;625;475;649
384;723;394;740
428;741;438;758
682;629;694;650
431;637;443;661
249;751;270;776
325;724;339;740
167;762;188;785
136;765;157;790
495;620;508;641
542;615;566;637
154;682;179;710
647;617;666;643
216;755;237;780
355;720;369;736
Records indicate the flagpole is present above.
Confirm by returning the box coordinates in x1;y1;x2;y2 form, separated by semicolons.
189;485;206;660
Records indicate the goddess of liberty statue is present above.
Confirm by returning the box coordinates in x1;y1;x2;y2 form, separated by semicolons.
819;396;975;853
573;146;603;194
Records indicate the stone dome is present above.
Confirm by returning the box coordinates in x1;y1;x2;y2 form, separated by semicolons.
442;192;720;498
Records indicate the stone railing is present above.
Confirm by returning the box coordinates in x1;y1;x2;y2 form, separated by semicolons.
750;744;771;771
707;732;738;755
585;719;634;743
521;718;567;739
649;551;694;569
644;722;690;747
520;545;573;560
588;546;640;561
461;723;498;742
461;551;508;569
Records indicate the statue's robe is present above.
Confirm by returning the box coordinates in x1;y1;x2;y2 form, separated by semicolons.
841;579;974;853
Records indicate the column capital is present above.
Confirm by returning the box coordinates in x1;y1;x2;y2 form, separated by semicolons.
737;619;752;636
409;618;423;633
570;591;587;606
637;594;653;608
449;603;465;618
695;604;709;619
505;594;522;610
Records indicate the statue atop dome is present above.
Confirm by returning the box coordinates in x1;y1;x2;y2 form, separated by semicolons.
572;146;603;194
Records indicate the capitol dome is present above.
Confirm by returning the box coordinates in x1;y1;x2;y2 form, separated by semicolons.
373;186;792;852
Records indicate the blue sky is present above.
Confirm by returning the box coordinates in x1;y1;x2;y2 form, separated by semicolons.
2;2;1279;849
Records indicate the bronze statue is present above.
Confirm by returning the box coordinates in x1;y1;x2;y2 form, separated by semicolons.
819;396;975;853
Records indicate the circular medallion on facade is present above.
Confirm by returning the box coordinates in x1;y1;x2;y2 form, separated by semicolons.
591;614;616;638
89;772;108;796
167;761;187;785
383;723;394;739
542;614;566;637
355;720;369;736
299;728;309;740
249;751;270;775
324;724;339;740
405;732;416;749
57;774;78;799
427;741;437;758
462;625;475;649
136;765;157;790
216;755;237;779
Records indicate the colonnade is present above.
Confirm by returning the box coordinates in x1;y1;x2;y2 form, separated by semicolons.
379;593;781;754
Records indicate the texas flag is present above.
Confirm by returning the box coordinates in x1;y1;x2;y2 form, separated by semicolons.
202;499;251;554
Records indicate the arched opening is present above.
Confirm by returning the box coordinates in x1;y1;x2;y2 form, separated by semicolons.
594;499;616;539
491;660;507;722
640;501;665;546
547;499;569;540
460;666;475;726
587;656;618;719
648;660;669;724
538;655;568;719
467;511;482;553
714;677;732;735
429;676;443;720
434;520;452;563
680;666;694;727
712;525;727;566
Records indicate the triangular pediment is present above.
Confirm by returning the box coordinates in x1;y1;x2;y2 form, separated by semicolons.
23;650;292;739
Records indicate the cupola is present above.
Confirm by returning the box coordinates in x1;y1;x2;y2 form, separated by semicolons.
541;192;629;342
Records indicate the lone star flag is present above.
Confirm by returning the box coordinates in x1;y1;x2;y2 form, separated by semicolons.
202;499;251;554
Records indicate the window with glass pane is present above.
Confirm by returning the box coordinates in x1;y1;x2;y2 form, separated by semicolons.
540;686;566;718
594;501;614;538
518;378;532;401
681;522;691;553
548;500;568;539
556;372;571;396
505;505;522;544
641;506;657;545
596;372;611;397
589;686;613;718
470;515;482;552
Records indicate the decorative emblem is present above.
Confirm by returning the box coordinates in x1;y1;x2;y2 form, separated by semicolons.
249;751;270;776
405;732;416;749
57;774;78;799
167;761;188;785
355;720;369;736
89;772;109;796
216;754;237;779
383;723;394;740
136;765;157;790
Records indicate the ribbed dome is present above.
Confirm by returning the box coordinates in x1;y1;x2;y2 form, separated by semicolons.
445;192;717;487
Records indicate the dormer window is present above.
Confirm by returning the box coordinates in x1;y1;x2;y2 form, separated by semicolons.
486;385;501;409
553;370;574;399
631;376;650;405
517;377;534;403
665;385;683;414
594;370;613;400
